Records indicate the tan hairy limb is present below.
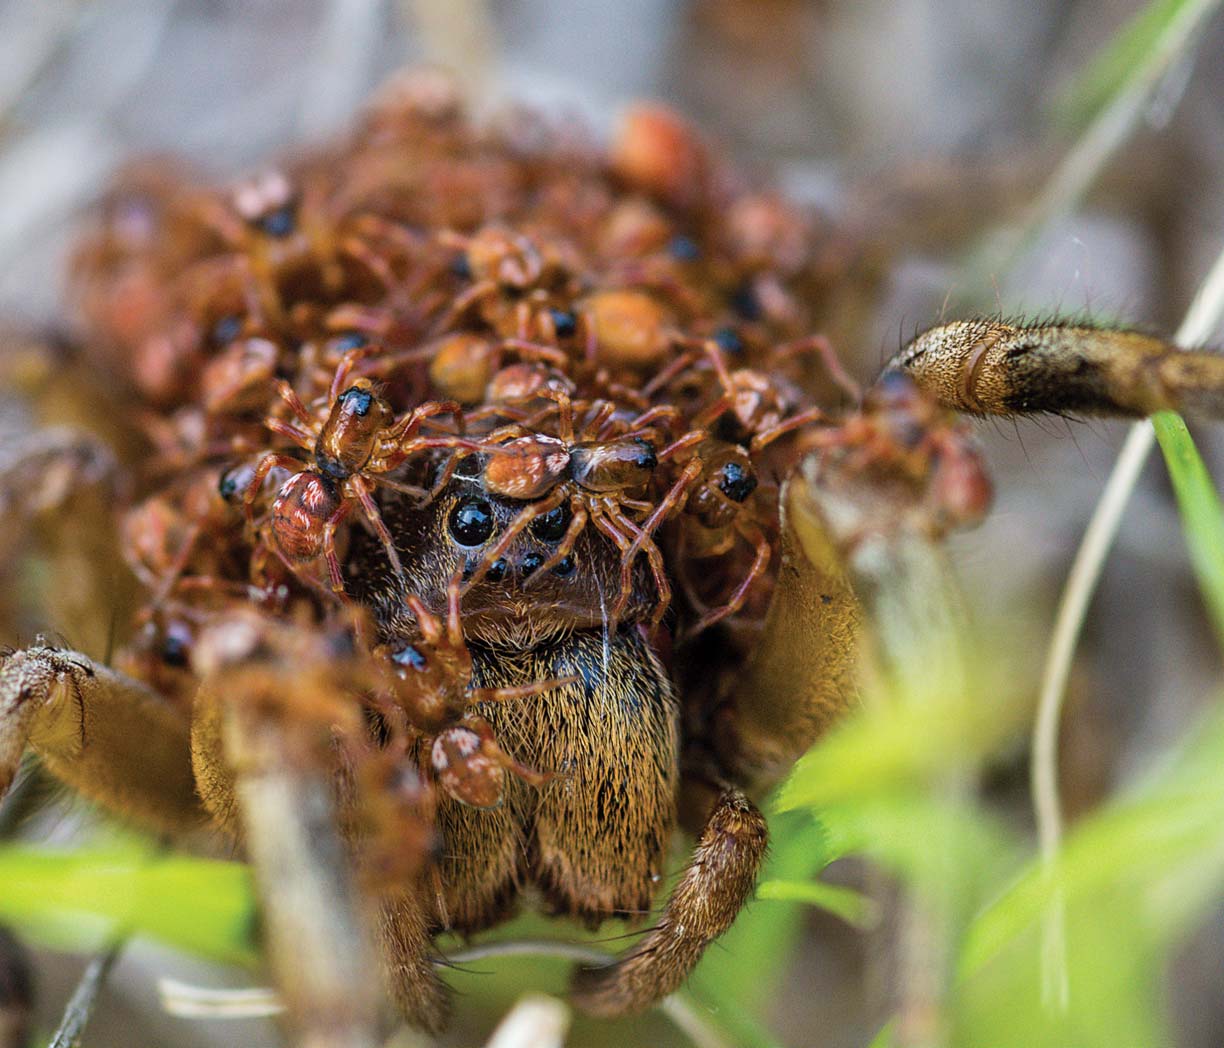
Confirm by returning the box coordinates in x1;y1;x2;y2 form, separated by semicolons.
0;644;200;833
891;319;1224;419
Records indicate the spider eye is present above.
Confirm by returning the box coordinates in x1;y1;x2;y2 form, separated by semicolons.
257;204;296;238
530;503;571;542
449;498;495;546
333;331;368;352
161;624;192;667
211;314;243;347
391;644;428;671
718;460;757;502
549;309;577;338
631;439;657;471
340;387;374;416
713;326;743;354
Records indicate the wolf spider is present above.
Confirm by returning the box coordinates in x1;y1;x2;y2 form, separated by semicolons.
12;81;1224;1048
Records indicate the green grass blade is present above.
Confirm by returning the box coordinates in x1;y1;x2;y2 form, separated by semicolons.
756;878;880;930
0;845;258;966
1151;410;1224;645
1054;0;1196;130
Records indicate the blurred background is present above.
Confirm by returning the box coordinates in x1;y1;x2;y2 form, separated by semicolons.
2;1;1224;1045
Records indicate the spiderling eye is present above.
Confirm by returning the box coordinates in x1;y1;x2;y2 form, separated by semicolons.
718;460;757;502
391;644;428;671
449;498;495;546
339;386;374;416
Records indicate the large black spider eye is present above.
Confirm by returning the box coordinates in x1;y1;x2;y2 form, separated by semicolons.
530;503;571;543
391;644;428;671
340;386;373;416
449;498;495;546
718;460;757;502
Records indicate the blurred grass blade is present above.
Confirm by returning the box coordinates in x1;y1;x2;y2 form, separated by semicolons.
0;845;258;966
964;0;1221;295
965;706;1224;977
756;878;880;930
955;707;1224;1047
1151;410;1224;645
1055;0;1198;130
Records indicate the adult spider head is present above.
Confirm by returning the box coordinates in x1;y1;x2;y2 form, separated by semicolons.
345;466;660;648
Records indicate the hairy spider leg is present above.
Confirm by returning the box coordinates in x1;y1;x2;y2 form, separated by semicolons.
349;473;406;582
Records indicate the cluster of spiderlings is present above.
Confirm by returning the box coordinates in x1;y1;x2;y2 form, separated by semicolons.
69;70;866;694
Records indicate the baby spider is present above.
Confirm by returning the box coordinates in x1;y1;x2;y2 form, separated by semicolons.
462;392;679;626
241;347;488;595
618;436;773;634
376;578;572;809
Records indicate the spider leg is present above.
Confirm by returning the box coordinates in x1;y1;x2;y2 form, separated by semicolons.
328;344;377;401
242;455;304;529
350;475;405;583
273;378;315;427
499;338;569;368
571;786;766;1018
780;334;862;402
0;644;200;832
265;418;316;448
611;459;702;619
338;235;400;297
688;517;772;636
608;506;671;629
467;673;579;705
321;498;354;594
750;406;830;452
658;429;707;461
370;475;430;501
444;574;464;650
433;280;495;333
614;403;681;440
468;715;553;789
641;344;702;398
587;502;636;632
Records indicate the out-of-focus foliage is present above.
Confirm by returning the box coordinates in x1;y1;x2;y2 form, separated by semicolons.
0;842;257;967
1054;0;1206;129
1153;410;1224;644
